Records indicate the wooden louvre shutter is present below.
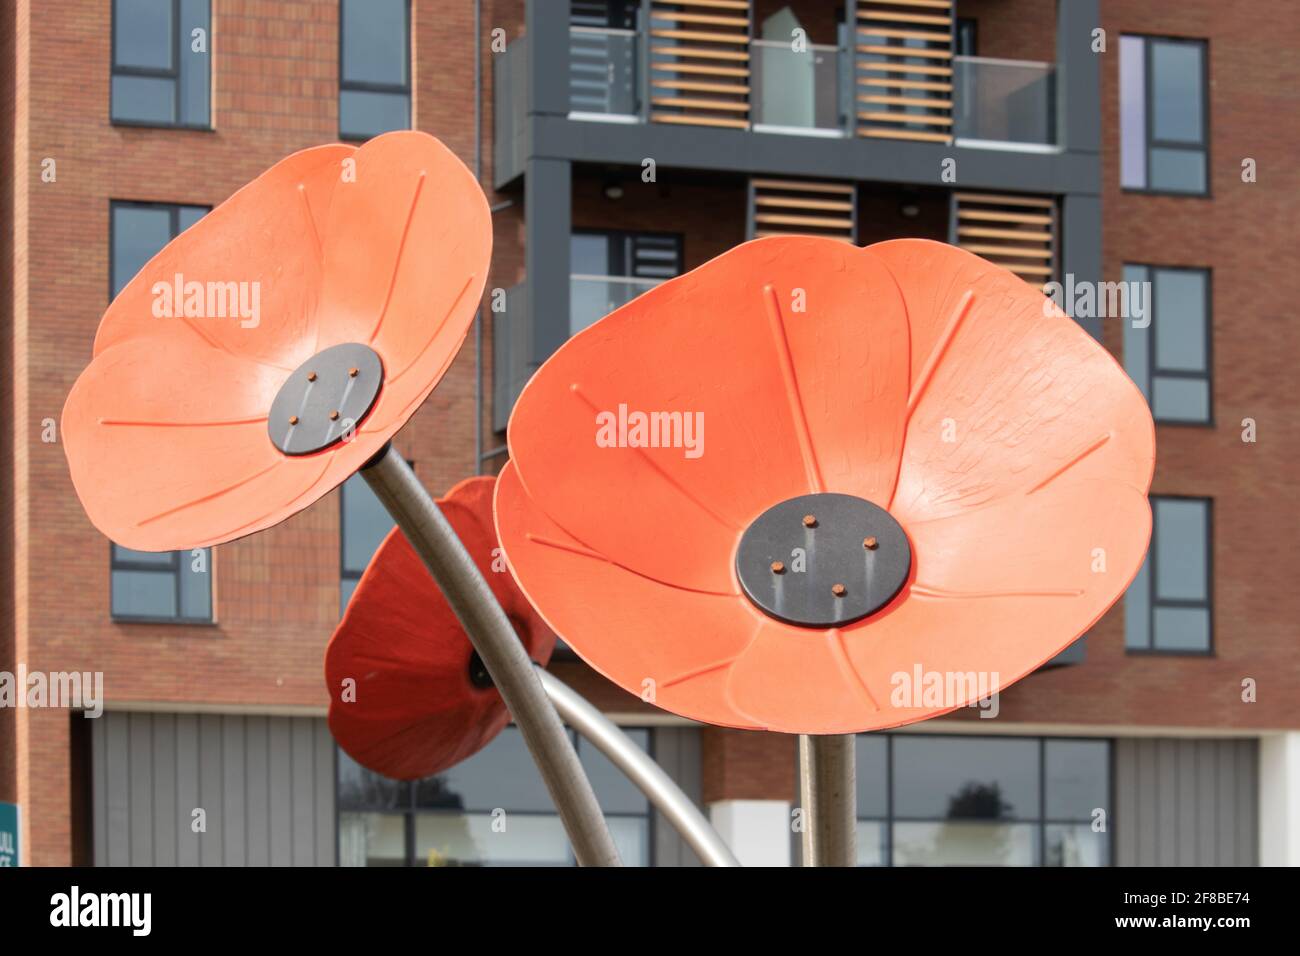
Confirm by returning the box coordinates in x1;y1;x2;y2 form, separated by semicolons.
749;178;857;243
649;0;753;129
855;0;954;143
952;191;1058;289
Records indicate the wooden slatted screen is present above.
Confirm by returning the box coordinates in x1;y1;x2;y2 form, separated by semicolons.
749;178;857;243
649;0;753;129
952;192;1057;289
855;0;954;143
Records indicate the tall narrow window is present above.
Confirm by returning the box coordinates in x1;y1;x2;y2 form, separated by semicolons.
108;201;212;623
339;0;412;141
1126;497;1213;654
1119;35;1208;194
339;471;396;614
1122;264;1212;424
111;0;211;128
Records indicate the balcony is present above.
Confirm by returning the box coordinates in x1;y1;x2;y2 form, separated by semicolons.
545;26;1053;147
953;57;1057;151
570;274;662;335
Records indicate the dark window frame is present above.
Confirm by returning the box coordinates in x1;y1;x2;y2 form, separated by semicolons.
570;227;684;279
1121;33;1210;198
338;0;414;142
1125;262;1214;427
109;543;214;625
108;199;210;302
111;0;212;130
335;728;658;866
838;733;1113;867
1128;494;1215;657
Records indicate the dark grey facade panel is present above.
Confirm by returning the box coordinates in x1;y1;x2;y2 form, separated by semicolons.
652;727;704;868
1114;737;1258;866
92;711;336;867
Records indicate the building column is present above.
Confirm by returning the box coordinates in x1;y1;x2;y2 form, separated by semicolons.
1259;732;1300;866
702;728;796;866
523;157;571;363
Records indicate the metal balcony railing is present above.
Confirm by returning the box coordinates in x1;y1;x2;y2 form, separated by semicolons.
570;274;661;335
952;56;1057;148
750;40;848;136
568;26;640;120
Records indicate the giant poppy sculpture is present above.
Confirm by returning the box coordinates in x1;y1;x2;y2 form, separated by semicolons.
61;131;622;866
496;237;1155;735
327;476;556;780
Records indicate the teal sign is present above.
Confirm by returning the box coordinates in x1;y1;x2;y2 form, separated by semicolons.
0;802;18;866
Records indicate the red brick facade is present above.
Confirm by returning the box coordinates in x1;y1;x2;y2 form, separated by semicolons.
2;0;1296;862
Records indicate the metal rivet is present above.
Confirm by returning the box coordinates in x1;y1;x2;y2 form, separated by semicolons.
802;514;818;528
307;371;317;382
770;561;785;575
864;536;878;550
348;367;359;377
831;583;846;597
288;415;299;426
329;410;340;421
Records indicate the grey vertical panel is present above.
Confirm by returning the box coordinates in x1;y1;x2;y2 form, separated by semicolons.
1060;193;1103;341
1114;739;1138;867
1195;740;1217;865
127;714;154;865
1237;741;1257;865
105;712;131;866
175;714;200;866
151;715;177;867
198;714;224;866
651;727;704;868
268;717;293;866
221;716;247;867
92;713;108;866
290;718;316;867
524;157;572;361
526;0;570;116
1175;739;1197;865
1113;737;1260;867
1216;739;1237;864
314;721;336;866
244;716;270;867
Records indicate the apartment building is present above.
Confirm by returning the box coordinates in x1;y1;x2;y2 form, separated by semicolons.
1;0;1296;867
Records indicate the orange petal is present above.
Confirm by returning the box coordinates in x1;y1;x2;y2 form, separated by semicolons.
724;620;884;733
869;239;1154;524
507;236;909;593
829;477;1153;731
494;461;762;730
314;131;491;434
62;335;389;550
94;143;355;370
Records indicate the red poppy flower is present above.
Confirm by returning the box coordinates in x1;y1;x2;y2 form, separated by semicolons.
62;131;491;551
496;238;1155;735
327;476;556;780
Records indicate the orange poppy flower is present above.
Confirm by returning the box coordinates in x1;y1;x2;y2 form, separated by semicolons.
496;238;1155;735
62;131;491;551
327;476;555;780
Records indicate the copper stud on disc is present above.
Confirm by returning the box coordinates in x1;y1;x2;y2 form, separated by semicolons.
770;561;785;574
307;371;317;382
864;536;878;550
831;583;846;597
329;410;340;421
802;514;818;528
288;415;299;426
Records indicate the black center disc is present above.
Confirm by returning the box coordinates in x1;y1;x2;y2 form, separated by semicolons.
736;492;911;628
268;343;383;456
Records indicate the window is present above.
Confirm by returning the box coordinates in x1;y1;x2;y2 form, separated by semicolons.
570;229;682;334
1126;497;1213;654
339;472;396;614
1122;264;1212;424
1120;35;1208;194
338;726;654;866
111;0;211;128
339;0;412;141
111;545;212;622
108;201;212;623
852;735;1110;866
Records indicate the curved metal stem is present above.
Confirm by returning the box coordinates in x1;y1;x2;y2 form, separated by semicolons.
537;667;741;867
361;447;621;866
